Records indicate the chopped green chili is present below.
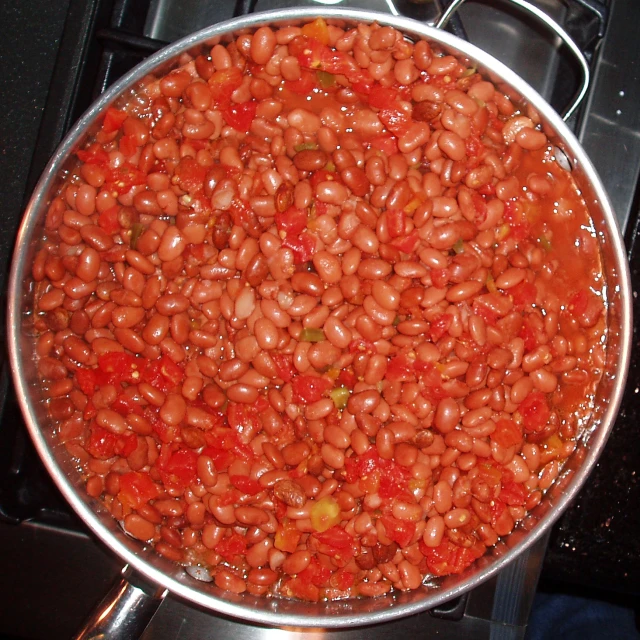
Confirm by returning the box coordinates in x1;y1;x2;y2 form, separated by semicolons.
330;386;350;409
294;142;318;152
129;223;145;250
316;70;336;89
299;327;325;343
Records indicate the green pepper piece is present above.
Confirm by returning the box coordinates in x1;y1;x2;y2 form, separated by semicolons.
316;70;336;89
330;386;350;410
452;238;464;254
539;234;552;251
129;223;145;250
294;142;318;152
300;327;325;343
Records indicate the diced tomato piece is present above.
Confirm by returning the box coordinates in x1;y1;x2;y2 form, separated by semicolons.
414;360;447;400
106;163;147;195
500;481;528;506
503;200;531;241
430;313;453;342
519;391;551;433
299;556;333;588
83;400;97;421
275;206;307;237
391;229;419;254
313;526;353;550
343;457;359;485
510;281;537;308
301;17;330;45
309;168;338;190
369;134;398;156
102;107;128;134
160;356;184;388
110;392;142;417
158;448;198;489
98;205;121;234
491;419;523;448
476;461;503;489
227;400;265;438
382;510;418;540
294;38;324;70
77;143;109;165
215;532;247;562
380;515;416;548
478;183;496;196
385;354;414;382
203;428;255;468
368;84;400;110
349;68;375;95
431;268;450;289
223;100;257;133
75;368;97;396
118;471;159;509
519;319;537;352
337;368;357;389
348;338;376;356
275;519;302;553
229;198;260;235
486;493;504;522
142;355;184;393
344;449;410;503
355;448;381;478
419;539;484;577
471;192;488;224
472;299;499;326
331;568;355;591
86;425;118;460
386;209;405;238
568;289;589;315
296;37;357;82
117;433;138;458
292;375;332;403
282;231;316;264
209;67;243;107
284;577;320;602
97;352;145;385
378;464;410;500
271;353;296;383
379;107;412;137
230;474;262;495
118;134;137;158
284;69;317;95
273;498;287;522
173;156;207;195
465;134;483;159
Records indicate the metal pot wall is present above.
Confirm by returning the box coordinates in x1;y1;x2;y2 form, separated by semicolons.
7;4;632;638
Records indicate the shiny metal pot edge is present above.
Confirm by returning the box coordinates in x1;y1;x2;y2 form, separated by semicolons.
7;7;632;628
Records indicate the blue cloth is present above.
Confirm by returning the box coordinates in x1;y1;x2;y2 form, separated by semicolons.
526;593;640;640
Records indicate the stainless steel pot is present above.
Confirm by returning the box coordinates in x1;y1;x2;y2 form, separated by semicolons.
7;3;632;638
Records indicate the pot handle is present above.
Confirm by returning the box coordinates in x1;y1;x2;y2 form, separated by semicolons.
74;567;167;640
434;0;590;121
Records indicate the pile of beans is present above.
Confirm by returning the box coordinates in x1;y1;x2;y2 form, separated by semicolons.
31;18;606;601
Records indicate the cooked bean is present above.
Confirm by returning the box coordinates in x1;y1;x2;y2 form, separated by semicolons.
124;514;156;541
423;515;445;547
95;409;128;435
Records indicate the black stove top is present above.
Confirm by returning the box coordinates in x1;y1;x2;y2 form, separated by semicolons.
0;0;639;637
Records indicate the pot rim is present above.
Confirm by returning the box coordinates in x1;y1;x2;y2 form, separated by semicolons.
7;6;632;628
